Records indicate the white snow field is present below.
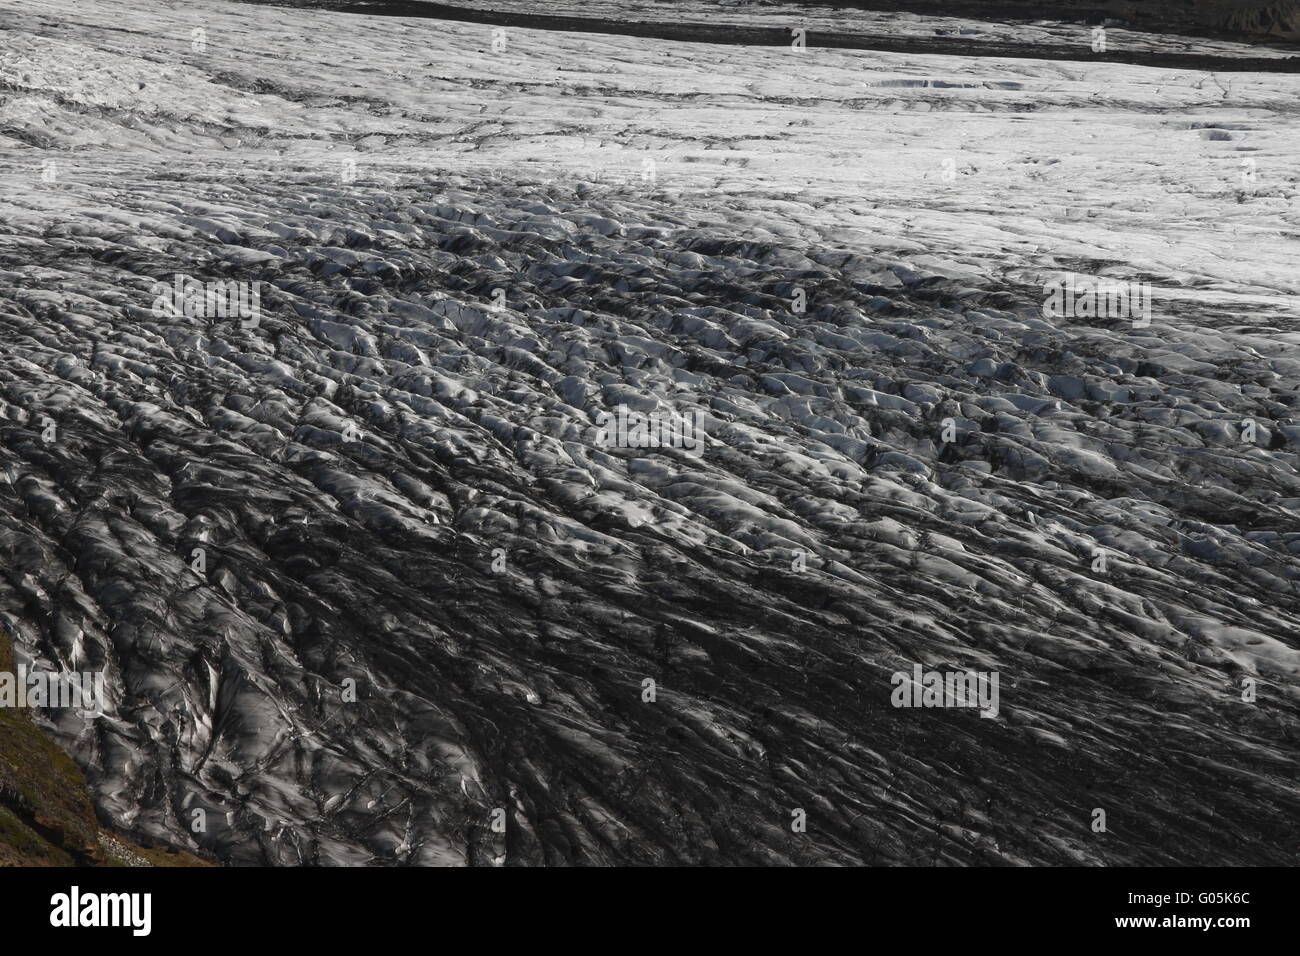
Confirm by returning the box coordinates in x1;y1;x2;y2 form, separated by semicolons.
0;0;1298;865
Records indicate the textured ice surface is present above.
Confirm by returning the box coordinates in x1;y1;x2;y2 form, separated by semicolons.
0;0;1298;865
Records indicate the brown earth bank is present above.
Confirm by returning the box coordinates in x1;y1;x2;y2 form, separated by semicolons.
0;630;214;867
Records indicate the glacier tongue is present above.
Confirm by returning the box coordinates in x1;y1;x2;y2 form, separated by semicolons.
0;0;1298;865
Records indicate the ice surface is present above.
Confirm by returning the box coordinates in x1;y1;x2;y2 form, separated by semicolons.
0;0;1297;865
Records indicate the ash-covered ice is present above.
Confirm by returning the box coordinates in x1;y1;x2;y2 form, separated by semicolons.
1;0;1298;866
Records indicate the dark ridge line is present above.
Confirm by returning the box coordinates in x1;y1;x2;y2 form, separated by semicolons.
745;0;1300;47
230;0;1300;72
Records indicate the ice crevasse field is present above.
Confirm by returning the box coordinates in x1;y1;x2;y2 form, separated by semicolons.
0;0;1297;866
